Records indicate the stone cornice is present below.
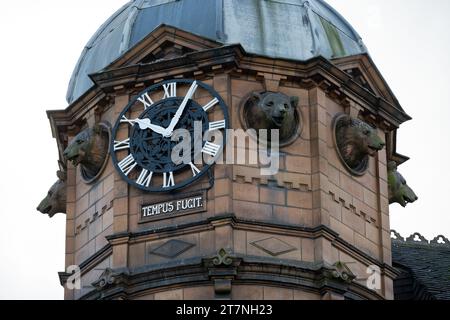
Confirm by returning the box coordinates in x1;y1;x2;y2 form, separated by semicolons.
87;45;411;128
58;244;112;287
47;42;411;164
104;214;397;277
78;254;385;300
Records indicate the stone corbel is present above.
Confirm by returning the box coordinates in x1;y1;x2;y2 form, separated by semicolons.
321;291;345;300
256;72;287;92
323;261;356;284
316;78;350;108
91;268;130;300
203;249;241;298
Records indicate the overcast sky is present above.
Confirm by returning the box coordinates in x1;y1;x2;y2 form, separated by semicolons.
0;0;449;300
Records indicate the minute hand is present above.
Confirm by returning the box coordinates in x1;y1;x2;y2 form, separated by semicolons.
165;81;198;137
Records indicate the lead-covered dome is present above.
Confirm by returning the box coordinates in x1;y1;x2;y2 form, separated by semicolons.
67;0;367;103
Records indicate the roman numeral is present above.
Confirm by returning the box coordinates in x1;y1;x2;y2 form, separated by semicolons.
189;162;201;177
163;82;177;99
114;138;130;151
202;142;221;157
120;115;135;126
202;98;219;112
209;120;226;131
118;154;137;176
136;169;153;188
138;93;154;110
163;172;175;188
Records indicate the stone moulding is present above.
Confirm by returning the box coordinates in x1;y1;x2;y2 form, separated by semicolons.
80;254;382;300
59;217;397;300
102;214;397;277
48;43;412;185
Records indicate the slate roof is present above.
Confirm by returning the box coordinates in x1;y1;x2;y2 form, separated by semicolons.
391;231;450;300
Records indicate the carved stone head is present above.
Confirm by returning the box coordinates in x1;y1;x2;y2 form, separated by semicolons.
388;161;418;207
243;92;300;145
37;171;67;218
63;123;110;183
334;114;385;175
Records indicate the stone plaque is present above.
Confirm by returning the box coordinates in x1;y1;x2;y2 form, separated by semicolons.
139;193;206;223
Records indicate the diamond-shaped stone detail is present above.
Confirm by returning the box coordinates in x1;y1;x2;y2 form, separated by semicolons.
250;237;296;257
150;239;195;258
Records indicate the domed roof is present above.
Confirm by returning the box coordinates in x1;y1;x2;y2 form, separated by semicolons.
67;0;367;103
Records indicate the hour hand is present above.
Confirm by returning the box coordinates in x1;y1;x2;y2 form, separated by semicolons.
137;119;168;136
124;117;168;136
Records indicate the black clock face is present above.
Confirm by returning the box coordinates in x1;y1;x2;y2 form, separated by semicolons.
111;79;229;192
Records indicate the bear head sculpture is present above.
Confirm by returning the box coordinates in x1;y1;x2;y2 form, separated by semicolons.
334;114;385;175
243;92;300;145
63;124;110;183
37;170;67;218
388;161;418;207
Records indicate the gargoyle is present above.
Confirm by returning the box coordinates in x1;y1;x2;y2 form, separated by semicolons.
388;161;418;207
37;170;67;218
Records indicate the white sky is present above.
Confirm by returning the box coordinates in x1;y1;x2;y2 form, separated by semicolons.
0;0;449;300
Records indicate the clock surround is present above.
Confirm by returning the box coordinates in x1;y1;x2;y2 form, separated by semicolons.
110;79;230;193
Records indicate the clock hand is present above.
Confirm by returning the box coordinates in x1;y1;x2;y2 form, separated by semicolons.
137;119;169;136
164;81;198;137
127;118;168;136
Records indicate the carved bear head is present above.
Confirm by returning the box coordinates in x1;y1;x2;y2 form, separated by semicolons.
335;115;385;174
63;124;109;182
244;92;299;144
388;161;418;207
37;171;67;218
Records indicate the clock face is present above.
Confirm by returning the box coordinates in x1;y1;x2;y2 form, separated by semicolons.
111;79;229;192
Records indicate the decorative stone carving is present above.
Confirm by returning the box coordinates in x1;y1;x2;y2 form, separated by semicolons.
324;262;356;284
250;237;296;257
431;235;450;245
390;230;404;241
213;248;233;266
333;113;385;175
207;249;237;296
63;123;110;184
387;161;418;207
241;91;301;146
149;239;195;258
36;169;67;218
392;231;450;247
92;268;128;291
406;232;428;243
94;268;117;290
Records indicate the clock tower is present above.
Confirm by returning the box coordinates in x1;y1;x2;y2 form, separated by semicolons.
45;0;413;300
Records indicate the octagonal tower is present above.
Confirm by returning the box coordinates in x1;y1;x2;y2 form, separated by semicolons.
47;0;412;300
